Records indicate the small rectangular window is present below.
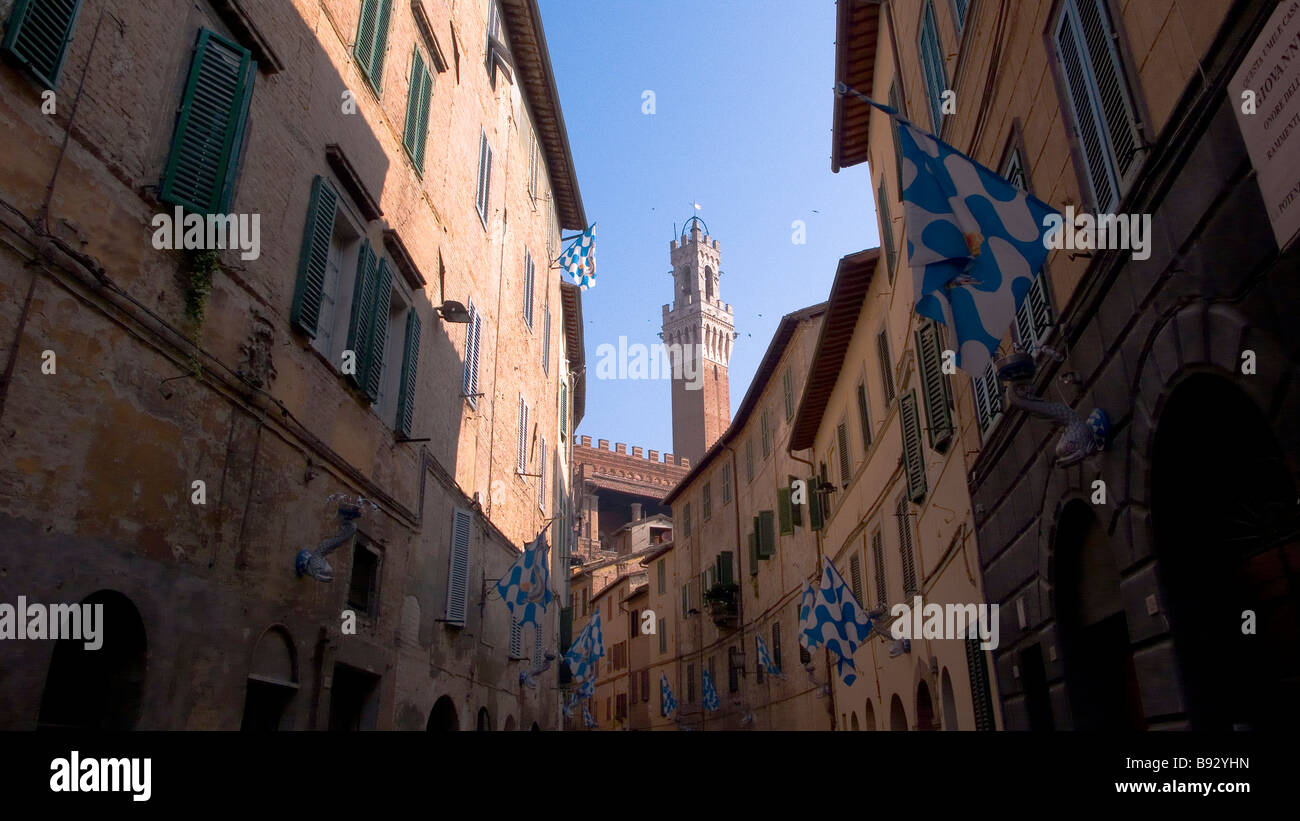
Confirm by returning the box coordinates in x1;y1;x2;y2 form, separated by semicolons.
783;369;795;419
2;0;84;88
760;410;771;458
347;539;381;615
745;440;755;483
476;131;493;224
877;329;896;405
702;483;712;521
721;464;732;504
522;251;535;328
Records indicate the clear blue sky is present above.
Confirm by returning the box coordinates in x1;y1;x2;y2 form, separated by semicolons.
541;0;878;455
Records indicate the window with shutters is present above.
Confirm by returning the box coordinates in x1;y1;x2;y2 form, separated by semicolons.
783;369;795;419
538;436;547;510
528;131;539;201
402;47;433;173
354;0;393;95
445;508;473;625
476;130;493;225
516;396;529;474
1053;0;1142;212
952;0;969;30
508;617;522;659
542;304;551;374
616;693;626;720
973;359;1004;438
657;560;666;595
848;553;864;606
888;81;906;195
757;510;776;559
856;382;872;451
918;0;947;131
160;29;256;215
761;410;771;458
686;664;695;703
745;440;755;483
788;474;803;527
2;0;83;89
629;671;637;703
1003;147;1056;354
702;483;712;521
777;487;793;535
837;420;852;488
374;283;421;433
878;180;897;277
558;380;567;441
877;329;896;406
462;300;483;408
915;320;954;451
899;391;928;502
294;177;358;355
871;530;887;606
716;551;734;585
966;637;996;730
721;464;732;504
728;647;740;693
659;619;667;654
522;250;535;328
772;623;783;669
896;496;918;595
347;537;381;616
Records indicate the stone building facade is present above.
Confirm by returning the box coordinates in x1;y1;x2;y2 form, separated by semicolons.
572;435;686;563
835;0;1298;730
660;303;833;731
0;0;586;730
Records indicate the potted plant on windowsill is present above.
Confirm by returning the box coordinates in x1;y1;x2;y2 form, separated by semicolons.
703;582;739;627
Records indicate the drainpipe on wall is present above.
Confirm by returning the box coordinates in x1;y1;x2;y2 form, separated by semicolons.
788;446;838;730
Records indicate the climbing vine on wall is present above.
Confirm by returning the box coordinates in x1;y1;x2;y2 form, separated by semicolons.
183;248;220;375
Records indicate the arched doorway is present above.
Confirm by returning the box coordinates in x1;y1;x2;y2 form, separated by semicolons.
241;626;297;731
38;590;146;730
476;707;492;731
503;715;516;731
530;722;541;731
916;680;938;730
426;696;458;731
849;711;859;730
889;694;907;731
940;668;959;731
1054;500;1144;730
1153;374;1299;730
863;700;876;730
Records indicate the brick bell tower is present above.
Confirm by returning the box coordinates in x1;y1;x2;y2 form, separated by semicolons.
661;216;734;466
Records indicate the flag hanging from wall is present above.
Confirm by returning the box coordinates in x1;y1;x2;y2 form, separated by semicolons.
497;530;554;629
756;633;783;678
701;667;720;712
562;610;604;684
798;580;821;652
660;673;678;717
582;702;597;729
837;86;1059;376
807;557;875;686
557;224;597;290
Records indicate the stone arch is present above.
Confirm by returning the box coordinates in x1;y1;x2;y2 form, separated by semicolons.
888;693;908;731
849;711;859;730
427;695;458;731
863;699;877;730
476;706;492;731
241;625;298;730
940;667;959;731
38;590;147;730
503;715;516;731
1151;371;1298;730
916;680;938;730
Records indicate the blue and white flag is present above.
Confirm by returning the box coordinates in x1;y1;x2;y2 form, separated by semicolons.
660;673;677;717
806;557;875;687
564;676;595;718
562;610;604;684
701;668;720;712
558;224;597;290
842;88;1059;376
798;580;821;651
897;119;1059;375
497;530;555;630
756;633;782;678
582;702;597;729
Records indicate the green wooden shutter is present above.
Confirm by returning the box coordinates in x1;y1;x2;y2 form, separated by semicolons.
395;309;421;437
355;0;392;92
808;475;823;531
160;30;255;215
777;487;793;535
757;511;775;558
748;532;758;576
916;321;954;450
790;476;803;526
403;49;432;171
900;391;928;502
345;241;378;390
362;260;393;402
717;551;734;586
2;0;83;88
290;176;338;336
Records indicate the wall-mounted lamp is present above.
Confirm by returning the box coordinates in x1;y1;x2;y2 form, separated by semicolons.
436;300;472;323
